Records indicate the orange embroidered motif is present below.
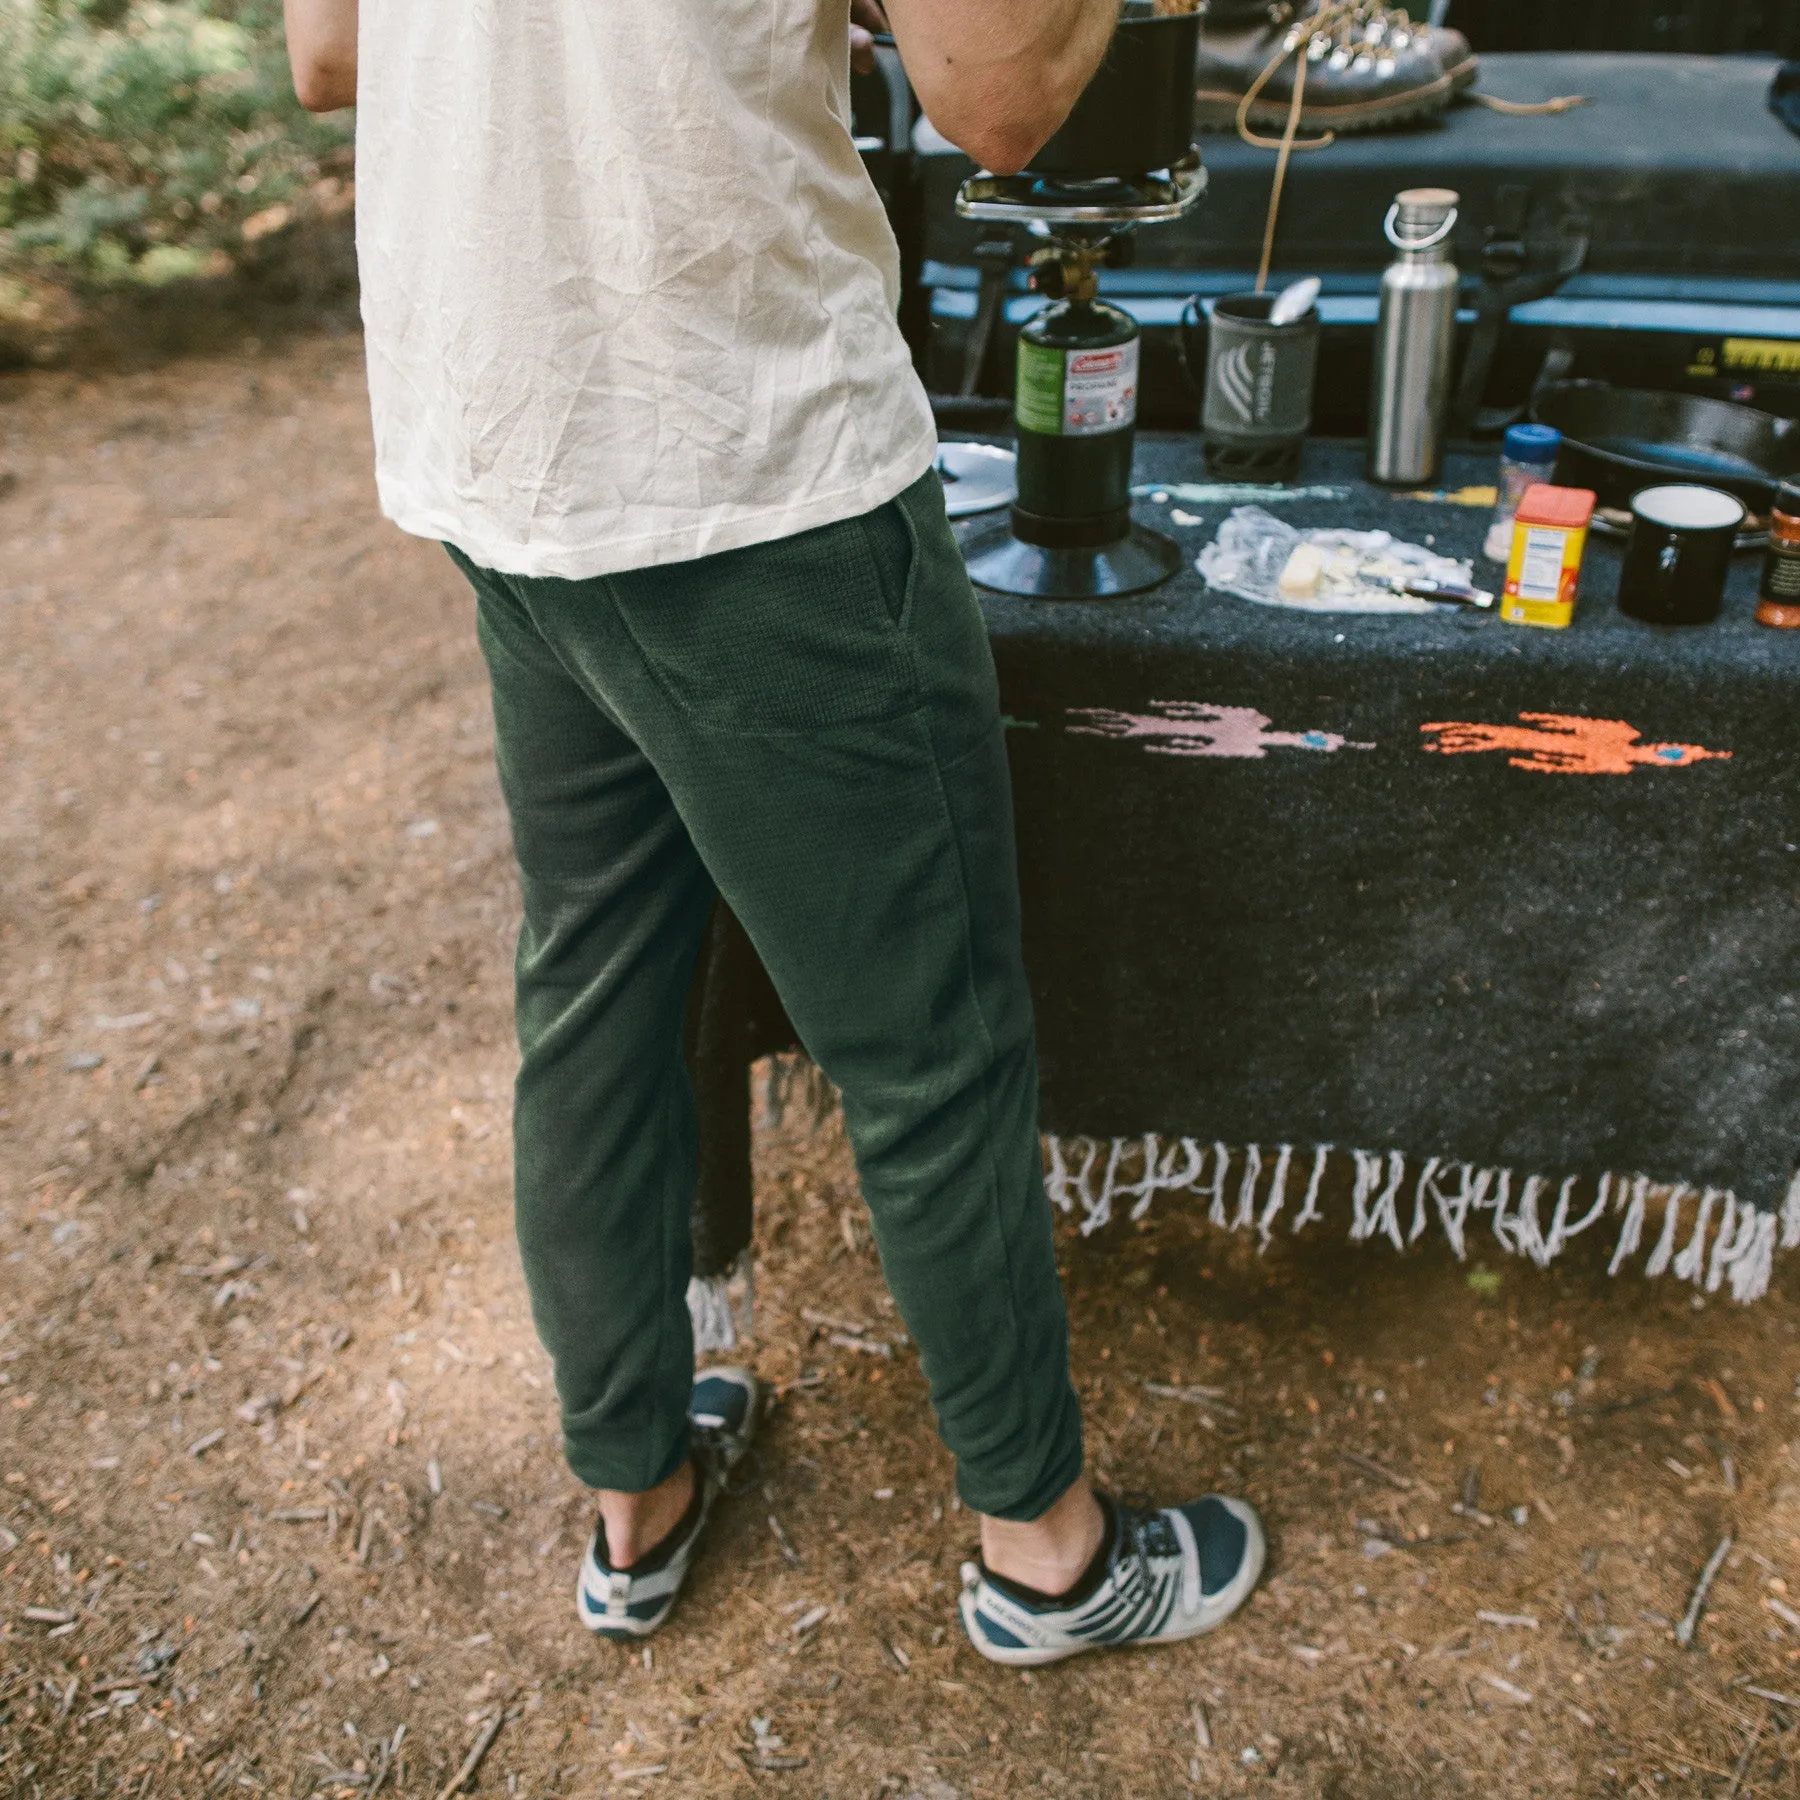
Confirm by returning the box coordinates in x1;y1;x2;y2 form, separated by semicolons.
1418;712;1731;776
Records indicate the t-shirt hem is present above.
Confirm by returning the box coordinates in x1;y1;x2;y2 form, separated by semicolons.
384;432;941;582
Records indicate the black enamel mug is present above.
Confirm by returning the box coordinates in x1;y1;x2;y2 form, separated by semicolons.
1616;483;1747;626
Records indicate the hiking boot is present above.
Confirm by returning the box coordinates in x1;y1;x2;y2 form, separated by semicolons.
574;1366;759;1639
1424;18;1478;94
958;1491;1266;1666
1196;0;1456;136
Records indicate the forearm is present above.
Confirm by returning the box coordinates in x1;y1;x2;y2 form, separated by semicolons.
883;0;1120;174
285;0;358;113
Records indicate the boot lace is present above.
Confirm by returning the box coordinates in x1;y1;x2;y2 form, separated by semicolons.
1239;1;1589;291
1236;0;1370;287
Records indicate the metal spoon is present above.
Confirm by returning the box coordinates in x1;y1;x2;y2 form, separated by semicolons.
1268;275;1321;327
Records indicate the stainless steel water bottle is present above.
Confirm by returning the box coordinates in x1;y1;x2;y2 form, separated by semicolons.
1367;187;1460;486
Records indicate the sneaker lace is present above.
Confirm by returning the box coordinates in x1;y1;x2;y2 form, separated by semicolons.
1110;1498;1180;1626
695;1429;760;1499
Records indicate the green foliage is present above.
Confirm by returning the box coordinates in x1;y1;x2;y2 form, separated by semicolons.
0;0;351;283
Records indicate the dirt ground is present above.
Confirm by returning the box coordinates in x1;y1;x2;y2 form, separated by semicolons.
3;333;1800;1800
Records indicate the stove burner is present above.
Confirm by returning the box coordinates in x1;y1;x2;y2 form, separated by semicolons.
956;150;1206;227
1025;175;1148;209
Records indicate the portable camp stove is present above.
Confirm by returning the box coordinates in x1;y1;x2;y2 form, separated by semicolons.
955;152;1207;599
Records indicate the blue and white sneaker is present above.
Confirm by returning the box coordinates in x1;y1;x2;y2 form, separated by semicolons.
959;1492;1265;1666
575;1366;759;1639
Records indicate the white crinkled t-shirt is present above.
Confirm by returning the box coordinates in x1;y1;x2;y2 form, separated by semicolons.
355;0;938;580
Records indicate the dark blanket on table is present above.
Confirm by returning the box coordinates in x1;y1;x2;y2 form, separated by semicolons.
689;438;1800;1275
982;439;1798;1207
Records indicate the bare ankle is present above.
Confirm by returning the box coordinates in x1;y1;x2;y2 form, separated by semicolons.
598;1456;695;1568
979;1477;1106;1597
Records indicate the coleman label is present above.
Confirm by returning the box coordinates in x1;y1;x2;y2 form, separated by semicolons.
1015;337;1138;437
1063;341;1138;435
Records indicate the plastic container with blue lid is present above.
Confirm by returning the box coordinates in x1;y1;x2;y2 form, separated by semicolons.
1485;423;1564;561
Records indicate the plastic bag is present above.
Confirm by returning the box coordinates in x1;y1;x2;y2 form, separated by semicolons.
1196;506;1481;614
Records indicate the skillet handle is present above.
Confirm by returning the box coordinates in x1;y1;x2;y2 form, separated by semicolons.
1527;345;1579;412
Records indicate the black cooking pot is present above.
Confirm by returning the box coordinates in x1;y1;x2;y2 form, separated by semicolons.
1530;381;1800;517
1025;2;1203;180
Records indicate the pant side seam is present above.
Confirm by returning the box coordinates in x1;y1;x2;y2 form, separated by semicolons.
924;720;1079;1521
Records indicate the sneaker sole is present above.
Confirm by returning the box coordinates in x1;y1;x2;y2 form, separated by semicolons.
1194;73;1455;136
959;1499;1268;1668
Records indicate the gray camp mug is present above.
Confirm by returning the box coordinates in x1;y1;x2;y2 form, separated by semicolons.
1186;291;1322;483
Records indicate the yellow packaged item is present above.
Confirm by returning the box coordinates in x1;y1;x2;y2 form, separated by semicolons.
1500;483;1596;628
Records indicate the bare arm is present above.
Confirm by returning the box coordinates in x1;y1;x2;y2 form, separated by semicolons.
883;0;1120;175
284;0;358;113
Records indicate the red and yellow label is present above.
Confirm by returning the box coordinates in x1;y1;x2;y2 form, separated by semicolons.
1500;518;1588;629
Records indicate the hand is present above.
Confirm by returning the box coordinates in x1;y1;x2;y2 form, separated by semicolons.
850;0;889;75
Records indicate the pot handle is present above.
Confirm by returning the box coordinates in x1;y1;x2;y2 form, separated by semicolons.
1177;296;1208;399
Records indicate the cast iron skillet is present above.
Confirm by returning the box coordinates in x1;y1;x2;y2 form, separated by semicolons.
1530;381;1800;517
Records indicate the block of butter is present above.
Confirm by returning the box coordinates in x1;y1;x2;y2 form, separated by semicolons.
1278;541;1324;600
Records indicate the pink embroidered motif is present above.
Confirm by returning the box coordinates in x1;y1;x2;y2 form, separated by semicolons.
1419;712;1732;776
1066;702;1374;760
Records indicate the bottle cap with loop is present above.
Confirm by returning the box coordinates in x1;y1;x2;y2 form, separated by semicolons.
1384;188;1459;255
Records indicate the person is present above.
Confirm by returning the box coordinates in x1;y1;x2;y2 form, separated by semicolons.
283;0;1264;1665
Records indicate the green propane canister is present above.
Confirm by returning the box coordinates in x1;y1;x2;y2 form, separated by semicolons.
1012;297;1140;548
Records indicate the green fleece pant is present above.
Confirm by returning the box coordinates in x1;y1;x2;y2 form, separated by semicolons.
452;470;1084;1520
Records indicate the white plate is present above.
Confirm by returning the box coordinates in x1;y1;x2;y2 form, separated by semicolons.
936;441;1017;517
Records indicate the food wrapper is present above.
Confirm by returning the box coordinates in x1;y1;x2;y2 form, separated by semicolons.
1196;506;1481;614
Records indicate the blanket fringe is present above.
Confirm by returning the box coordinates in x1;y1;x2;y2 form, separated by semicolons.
686;1247;756;1354
1043;1135;1792;1304
748;1060;1793;1306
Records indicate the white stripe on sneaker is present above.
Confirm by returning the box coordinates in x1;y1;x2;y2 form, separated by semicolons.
1168;1504;1201;1616
572;1367;760;1640
959;1494;1265;1667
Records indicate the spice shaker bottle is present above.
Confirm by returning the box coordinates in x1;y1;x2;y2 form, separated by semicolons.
1484;423;1562;561
1367;187;1460;487
1757;477;1800;628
